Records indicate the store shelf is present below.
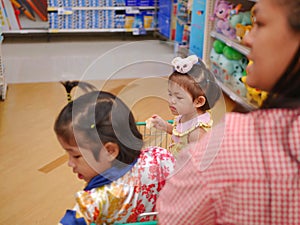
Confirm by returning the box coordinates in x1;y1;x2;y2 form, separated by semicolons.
4;29;48;34
48;28;156;33
0;82;7;100
0;37;7;101
215;78;256;111
210;30;250;56
48;6;156;11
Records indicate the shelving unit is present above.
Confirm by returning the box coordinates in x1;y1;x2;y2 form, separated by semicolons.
157;0;174;40
210;30;250;56
174;0;191;47
0;31;7;100
0;0;159;35
47;0;158;35
203;0;257;110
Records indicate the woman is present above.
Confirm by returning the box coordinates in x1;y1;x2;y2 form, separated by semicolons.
157;0;300;224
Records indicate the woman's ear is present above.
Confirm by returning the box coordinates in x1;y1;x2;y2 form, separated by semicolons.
194;96;206;108
103;142;119;162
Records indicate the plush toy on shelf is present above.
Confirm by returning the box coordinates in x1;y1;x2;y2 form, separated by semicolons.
229;11;251;28
210;40;226;79
211;0;236;39
241;76;268;107
227;2;253;42
235;24;252;42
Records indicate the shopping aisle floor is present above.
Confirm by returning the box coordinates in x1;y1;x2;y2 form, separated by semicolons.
2;35;175;83
0;36;235;225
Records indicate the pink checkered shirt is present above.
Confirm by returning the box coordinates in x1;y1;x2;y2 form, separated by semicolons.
157;108;300;225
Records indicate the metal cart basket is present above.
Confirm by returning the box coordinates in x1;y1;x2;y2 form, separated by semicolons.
136;121;173;149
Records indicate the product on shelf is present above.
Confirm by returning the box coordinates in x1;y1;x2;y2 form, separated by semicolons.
211;0;255;43
210;39;248;97
241;76;268;107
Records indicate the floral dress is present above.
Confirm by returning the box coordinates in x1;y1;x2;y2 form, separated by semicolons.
59;146;175;225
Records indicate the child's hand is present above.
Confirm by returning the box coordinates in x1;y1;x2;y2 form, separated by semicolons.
150;115;168;132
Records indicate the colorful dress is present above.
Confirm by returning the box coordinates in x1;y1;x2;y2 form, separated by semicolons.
169;112;212;156
59;146;175;225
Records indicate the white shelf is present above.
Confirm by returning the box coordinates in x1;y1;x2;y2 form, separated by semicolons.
48;6;156;11
48;28;156;33
215;78;257;111
3;29;48;34
210;31;250;56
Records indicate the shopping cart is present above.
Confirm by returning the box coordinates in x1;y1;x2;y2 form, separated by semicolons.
90;212;158;225
136;120;173;149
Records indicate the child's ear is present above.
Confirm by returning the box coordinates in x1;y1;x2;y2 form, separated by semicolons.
194;96;206;108
103;142;119;162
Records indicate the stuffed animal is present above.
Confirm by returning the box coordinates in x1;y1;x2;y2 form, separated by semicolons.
211;0;233;21
213;39;226;54
230;60;247;97
231;73;247;97
218;20;236;39
241;76;268;107
235;24;252;42
210;48;220;65
211;0;236;38
222;46;243;61
218;54;235;83
229;11;251;28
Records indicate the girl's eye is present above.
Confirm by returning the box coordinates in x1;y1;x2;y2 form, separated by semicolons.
73;155;81;159
177;96;183;100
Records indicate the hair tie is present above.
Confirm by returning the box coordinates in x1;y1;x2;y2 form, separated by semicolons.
67;93;72;102
171;55;198;74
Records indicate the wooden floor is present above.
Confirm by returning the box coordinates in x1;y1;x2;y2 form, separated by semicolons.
0;79;235;225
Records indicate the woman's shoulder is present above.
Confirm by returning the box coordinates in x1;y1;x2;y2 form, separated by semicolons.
225;108;300;128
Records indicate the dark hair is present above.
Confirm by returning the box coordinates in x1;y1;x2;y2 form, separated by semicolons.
169;60;221;111
262;0;300;109
54;82;143;166
60;80;98;102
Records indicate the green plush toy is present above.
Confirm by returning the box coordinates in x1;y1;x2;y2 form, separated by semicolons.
223;46;243;60
213;40;226;54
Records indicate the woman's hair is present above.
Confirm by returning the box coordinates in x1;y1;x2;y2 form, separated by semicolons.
169;60;221;111
54;82;143;166
262;0;300;109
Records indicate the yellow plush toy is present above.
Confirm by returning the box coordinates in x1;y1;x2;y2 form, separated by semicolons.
235;24;252;42
241;76;268;107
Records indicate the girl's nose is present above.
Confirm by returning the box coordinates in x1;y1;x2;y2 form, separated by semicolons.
67;157;75;168
169;96;176;104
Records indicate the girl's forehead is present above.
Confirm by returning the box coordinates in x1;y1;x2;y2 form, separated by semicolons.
168;82;189;94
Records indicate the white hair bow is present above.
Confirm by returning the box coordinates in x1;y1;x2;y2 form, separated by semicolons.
171;55;198;74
